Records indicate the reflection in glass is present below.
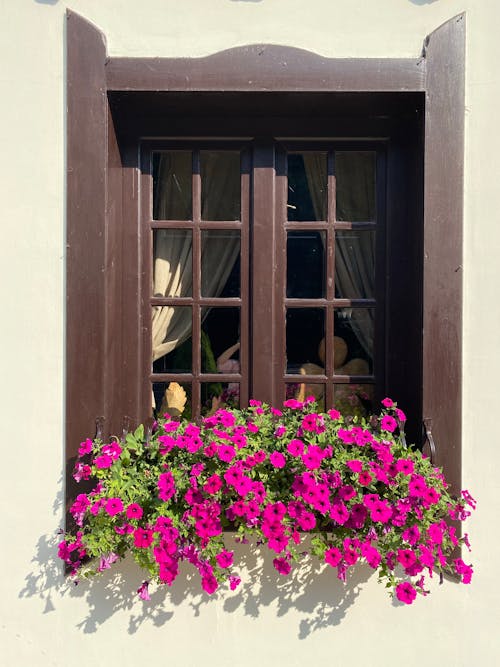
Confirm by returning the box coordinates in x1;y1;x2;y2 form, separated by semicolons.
202;308;240;374
335;151;376;222
333;383;373;419
334;308;374;375
152;306;192;366
153;381;191;419
153;229;192;297
201;230;240;297
201;151;241;220
286;308;325;374
287;231;325;298
201;382;240;415
287;152;327;221
335;230;375;299
153;151;192;220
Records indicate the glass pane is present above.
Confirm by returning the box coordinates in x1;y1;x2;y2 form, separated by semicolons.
153;229;192;297
287;231;325;298
153;381;191;420
201;151;241;221
286;308;325;374
152;306;192;371
335;151;376;222
201;382;240;415
153;151;192;220
335;230;375;299
333;384;374;419
334;308;374;375
287;152;327;221
201;230;240;297
201;307;240;373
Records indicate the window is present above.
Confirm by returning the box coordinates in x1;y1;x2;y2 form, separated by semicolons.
144;142;386;423
66;11;464;506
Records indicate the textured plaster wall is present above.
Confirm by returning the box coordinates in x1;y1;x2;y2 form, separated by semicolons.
1;1;499;665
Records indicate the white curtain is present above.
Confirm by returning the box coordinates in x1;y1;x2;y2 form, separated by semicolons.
303;151;375;357
152;152;240;363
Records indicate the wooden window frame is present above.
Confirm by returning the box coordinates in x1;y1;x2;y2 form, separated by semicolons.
66;11;464;510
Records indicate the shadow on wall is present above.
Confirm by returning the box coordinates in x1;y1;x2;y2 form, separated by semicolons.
19;506;377;636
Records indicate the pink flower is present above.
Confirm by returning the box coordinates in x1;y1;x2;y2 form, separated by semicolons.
395;408;407;422
201;574;219;595
396;459;414;476
269;451;286;468
331;502;349;525
94;454;113;469
217;444;236;463
126;503;143;520
397;549;417;569
137;581;150;601
134;528;154;548
328;409;341;420
216;550;234;569
287;439;304;456
78;438;93;457
381;397;394;408
358;471;373;486
325;547;343;567
454;558;473;584
346;459;363;473
204;474;223;494
273;557;291;575
395;581;417;604
380;415;397;432
105;497;124;517
229;576;241;590
283;399;304;409
369;500;392;524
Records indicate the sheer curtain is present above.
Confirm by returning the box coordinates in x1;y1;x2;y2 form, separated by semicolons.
303;152;375;356
152;152;240;363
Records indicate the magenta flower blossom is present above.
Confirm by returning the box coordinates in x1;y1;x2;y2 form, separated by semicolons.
78;438;93;456
283;398;304;409
201;574;219;594
325;547;343;567
454;558;473;584
347;459;363;473
229;575;241;590
331;502;350;525
380;415;397;432
287;439;304;456
395;581;417;604
269;451;286;468
105;497;124;517
126;503;144;520
134;528;154;548
273;557;291;575
137;581;151;601
381;397;394;408
396;458;414;476
216;550;234;569
94;454;113;469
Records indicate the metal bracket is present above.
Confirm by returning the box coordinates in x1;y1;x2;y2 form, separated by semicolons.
423;418;436;464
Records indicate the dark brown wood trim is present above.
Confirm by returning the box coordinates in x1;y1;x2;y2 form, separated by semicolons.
66;11;108;506
106;47;426;93
422;13;465;496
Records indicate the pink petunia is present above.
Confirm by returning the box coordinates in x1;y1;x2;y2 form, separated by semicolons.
395;581;417;604
380;415;397;432
126;503;143;520
137;581;150;601
381;397;394;408
105;497;124;516
78;438;93;457
134;528;154;548
273;557;291;575
324;547;343;567
216;550;234;569
269;451;286;468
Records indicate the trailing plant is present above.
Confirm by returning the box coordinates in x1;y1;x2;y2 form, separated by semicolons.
59;398;475;605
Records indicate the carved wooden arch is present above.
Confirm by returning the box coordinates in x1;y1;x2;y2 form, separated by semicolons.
66;11;464;511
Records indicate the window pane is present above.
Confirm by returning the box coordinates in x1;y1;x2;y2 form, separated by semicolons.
201;382;240;415
202;307;240;373
334;308;374;375
153;151;192;220
335;151;376;222
201;151;241;221
286;308;325;374
152;306;192;370
287;231;325;298
153;229;192;297
335;230;375;299
153;381;191;420
287;151;327;221
201;230;240;297
333;383;373;419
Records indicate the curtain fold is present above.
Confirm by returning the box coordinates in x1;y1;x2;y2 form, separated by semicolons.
152;152;240;364
302;152;375;357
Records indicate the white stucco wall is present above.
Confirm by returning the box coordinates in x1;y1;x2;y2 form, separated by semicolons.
1;1;499;665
